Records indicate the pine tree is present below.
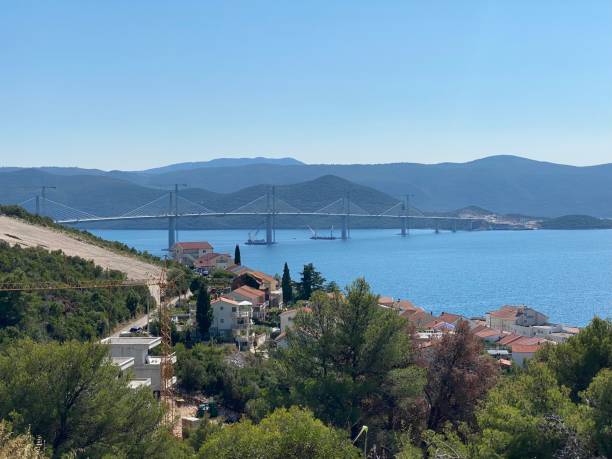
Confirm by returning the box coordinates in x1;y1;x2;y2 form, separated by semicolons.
234;244;241;265
196;284;213;339
299;263;325;300
281;262;293;305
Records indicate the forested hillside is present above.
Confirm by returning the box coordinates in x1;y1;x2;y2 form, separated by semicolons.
0;241;152;344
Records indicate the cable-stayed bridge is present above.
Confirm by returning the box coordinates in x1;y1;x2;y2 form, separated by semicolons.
16;186;484;248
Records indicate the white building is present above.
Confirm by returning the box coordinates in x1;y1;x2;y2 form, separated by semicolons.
486;305;548;334
211;297;255;349
102;336;176;394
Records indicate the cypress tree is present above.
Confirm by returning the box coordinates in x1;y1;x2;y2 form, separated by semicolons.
234;244;241;265
281;262;293;305
196;284;213;339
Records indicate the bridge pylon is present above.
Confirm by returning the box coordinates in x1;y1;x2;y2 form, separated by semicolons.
341;193;350;240
265;186;276;244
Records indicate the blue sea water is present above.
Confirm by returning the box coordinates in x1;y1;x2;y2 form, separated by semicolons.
90;228;612;326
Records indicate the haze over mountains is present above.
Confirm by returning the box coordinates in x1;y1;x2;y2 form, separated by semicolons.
1;155;611;218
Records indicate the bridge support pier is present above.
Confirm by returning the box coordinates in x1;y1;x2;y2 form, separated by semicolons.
266;213;274;245
341;215;349;240
401;216;407;236
168;216;176;252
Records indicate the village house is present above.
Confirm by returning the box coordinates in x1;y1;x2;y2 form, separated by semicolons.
438;312;464;326
229;285;267;320
172;241;213;266
232;270;283;307
193;252;233;273
103;336;177;395
485;305;548;334
210;297;265;350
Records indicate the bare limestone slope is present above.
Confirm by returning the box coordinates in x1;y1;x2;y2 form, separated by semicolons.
0;216;162;299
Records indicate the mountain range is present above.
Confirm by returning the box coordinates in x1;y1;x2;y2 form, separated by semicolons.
1;155;611;218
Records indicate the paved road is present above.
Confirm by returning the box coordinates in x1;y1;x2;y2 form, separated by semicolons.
111;292;192;337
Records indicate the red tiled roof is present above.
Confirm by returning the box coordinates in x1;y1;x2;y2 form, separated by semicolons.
499;359;512;367
439;312;463;324
231;285;265;301
212;297;243;306
471;324;488;334
195;252;232;267
422;317;444;329
498;334;523;345
514;336;546;346
397;299;419;311
488;305;521;319
475;328;500;339
400;307;424;319
244;270;276;284
174;241;213;250
378;296;395;305
511;343;543;353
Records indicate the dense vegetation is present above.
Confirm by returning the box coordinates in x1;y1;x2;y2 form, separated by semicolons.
0;241;152;344
0;340;188;458
0;233;610;458
176;279;612;458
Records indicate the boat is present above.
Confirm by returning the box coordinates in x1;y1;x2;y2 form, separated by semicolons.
245;230;267;245
309;225;337;240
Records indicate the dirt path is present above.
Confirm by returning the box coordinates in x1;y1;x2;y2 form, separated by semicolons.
0;216;162;280
0;215;164;306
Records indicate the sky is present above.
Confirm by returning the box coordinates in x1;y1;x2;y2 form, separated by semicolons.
1;1;611;170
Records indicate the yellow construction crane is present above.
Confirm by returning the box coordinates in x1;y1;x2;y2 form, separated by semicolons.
0;267;178;424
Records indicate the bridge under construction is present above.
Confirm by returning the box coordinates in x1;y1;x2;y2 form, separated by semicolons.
16;185;484;249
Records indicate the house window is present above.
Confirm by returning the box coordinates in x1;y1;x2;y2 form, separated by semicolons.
220;319;224;324
220;306;223;311
232;307;236;312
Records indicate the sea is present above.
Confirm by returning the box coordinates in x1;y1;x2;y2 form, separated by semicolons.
89;228;612;327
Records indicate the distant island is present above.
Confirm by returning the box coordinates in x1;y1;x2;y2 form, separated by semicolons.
539;215;612;230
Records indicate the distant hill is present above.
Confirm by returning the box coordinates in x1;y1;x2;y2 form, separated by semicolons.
1;155;612;217
0;171;398;221
540;215;612;230
140;156;612;217
139;157;304;174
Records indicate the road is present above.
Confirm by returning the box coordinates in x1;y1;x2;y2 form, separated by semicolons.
111;292;193;337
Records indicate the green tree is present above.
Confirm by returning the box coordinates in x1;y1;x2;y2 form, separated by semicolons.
234;244;241;265
197;406;360;459
189;276;204;295
195;285;213;339
125;289;141;318
582;368;612;456
537;317;612;400
278;279;424;442
298;263;325;300
0;340;164;458
472;362;588;459
281;262;293;305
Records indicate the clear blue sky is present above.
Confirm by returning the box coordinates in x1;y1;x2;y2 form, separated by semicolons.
1;1;611;169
